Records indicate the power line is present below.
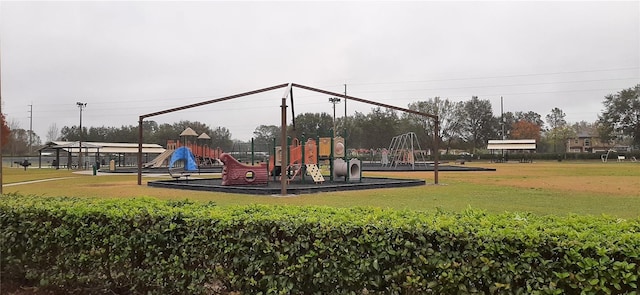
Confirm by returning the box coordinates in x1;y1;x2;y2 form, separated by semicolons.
351;77;638;96
29;78;638;112
8;68;637;109
346;67;640;86
16;85;631;123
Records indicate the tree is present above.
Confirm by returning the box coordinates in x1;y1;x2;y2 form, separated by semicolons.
87;126;111;142
499;111;543;140
210;126;233;151
6;118;40;156
510;120;541;141
500;111;517;139
253;125;281;147
57;120;230;149
547;125;576;157
9;129;29;156
363;107;400;148
46;123;59;142
545;107;568;153
545;107;566;130
571;121;597;136
290;112;333;140
462;96;498;153
142;121;159;143
59;125;83;141
153;123;180;146
515;111;544;128
7;119;23;156
598;84;640;148
342;111;368;148
406;98;465;153
0;113;10;148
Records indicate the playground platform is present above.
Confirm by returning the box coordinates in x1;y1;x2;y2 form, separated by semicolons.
147;177;425;195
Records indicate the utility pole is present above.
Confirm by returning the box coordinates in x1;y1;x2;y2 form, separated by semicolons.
28;104;33;154
329;97;341;138
77;102;87;169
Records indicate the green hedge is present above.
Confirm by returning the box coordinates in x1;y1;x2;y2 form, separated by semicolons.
1;194;639;294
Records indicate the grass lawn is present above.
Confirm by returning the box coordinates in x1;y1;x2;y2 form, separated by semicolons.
2;160;639;218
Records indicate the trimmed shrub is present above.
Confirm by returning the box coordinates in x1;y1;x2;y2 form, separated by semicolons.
1;194;639;294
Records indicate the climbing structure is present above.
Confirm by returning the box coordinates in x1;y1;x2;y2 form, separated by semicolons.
385;132;428;169
269;138;322;183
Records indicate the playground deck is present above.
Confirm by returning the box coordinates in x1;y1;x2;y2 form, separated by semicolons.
148;177;425;195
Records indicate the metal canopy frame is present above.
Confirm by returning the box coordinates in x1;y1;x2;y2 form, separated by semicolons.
137;83;439;194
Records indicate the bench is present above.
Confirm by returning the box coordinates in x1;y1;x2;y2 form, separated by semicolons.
168;167;192;182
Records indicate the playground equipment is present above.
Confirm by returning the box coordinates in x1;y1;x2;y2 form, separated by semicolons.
380;148;390;166
266;136;361;184
219;153;268;186
144;137;223;168
144;149;173;168
601;149;638;163
269;138;323;183
167;146;199;181
601;149;615;162
385;132;428;169
15;159;32;171
169;146;198;169
333;158;361;181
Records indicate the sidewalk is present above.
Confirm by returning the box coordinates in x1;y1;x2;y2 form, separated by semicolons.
2;177;78;187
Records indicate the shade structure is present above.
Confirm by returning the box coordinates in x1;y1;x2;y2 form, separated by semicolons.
180;127;198;137
487;139;536;150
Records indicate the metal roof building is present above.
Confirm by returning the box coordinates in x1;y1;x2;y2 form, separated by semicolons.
38;141;165;169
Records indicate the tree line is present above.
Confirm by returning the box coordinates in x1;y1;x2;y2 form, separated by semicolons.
253;99;563;154
253;84;639;154
1;84;638;156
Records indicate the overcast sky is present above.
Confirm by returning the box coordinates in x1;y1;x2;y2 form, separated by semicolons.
1;1;638;142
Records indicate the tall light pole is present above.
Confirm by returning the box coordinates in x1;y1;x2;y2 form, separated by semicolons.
28;104;33;154
77;102;87;169
328;97;341;137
